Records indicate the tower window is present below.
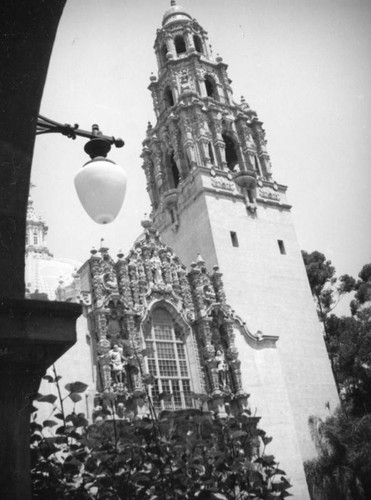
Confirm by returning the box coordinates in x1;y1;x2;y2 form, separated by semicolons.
222;133;239;171
161;43;168;66
168;152;180;188
208;143;215;164
205;75;218;100
164;86;174;108
278;240;286;255
193;35;203;53
230;231;239;247
33;231;38;245
254;155;262;176
145;307;192;410
174;35;186;55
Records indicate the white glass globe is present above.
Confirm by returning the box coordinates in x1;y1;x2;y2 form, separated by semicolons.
74;157;127;224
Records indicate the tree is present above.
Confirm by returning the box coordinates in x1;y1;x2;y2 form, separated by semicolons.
302;253;371;499
301;250;355;331
305;408;371;500
350;264;371;315
31;373;292;500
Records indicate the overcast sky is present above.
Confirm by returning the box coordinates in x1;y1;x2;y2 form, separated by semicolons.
31;0;371;292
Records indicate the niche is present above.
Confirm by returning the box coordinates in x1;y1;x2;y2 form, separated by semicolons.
164;86;174;108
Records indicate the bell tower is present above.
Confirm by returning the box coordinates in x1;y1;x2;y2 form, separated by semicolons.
141;3;339;498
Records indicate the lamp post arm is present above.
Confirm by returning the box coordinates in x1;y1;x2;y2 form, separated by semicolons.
36;115;124;148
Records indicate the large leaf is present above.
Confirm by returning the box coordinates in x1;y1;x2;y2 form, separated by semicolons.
30;422;43;433
35;394;58;405
262;435;273;445
68;392;82;403
65;381;88;393
43;419;58;428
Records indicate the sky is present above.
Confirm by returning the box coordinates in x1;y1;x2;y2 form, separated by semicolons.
31;0;371;294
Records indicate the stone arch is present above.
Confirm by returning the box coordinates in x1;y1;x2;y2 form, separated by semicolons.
160;43;168;66
141;299;192;341
193;34;203;53
204;74;219;100
163;86;174;108
165;151;180;188
222;132;239;171
174;34;186;55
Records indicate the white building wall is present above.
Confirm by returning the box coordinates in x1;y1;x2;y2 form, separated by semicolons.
159;178;339;499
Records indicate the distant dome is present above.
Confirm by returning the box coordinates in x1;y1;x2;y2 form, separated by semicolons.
26;255;82;300
162;1;192;26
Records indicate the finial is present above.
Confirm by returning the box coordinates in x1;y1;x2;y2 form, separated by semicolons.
141;213;152;230
197;253;205;263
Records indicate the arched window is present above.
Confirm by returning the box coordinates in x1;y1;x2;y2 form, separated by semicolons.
222;133;239;171
163;86;174;109
208;143;215;165
33;230;38;245
167;152;180;188
161;43;168;66
254;155;262;176
193;35;203;53
145;307;192;410
204;75;218;100
174;35;186;55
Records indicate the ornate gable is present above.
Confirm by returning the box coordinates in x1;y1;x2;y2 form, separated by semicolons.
82;219;251;419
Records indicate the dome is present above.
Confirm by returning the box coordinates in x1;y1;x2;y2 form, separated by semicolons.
25;255;82;300
162;1;192;27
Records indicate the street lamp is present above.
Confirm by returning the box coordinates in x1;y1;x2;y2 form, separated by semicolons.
36;115;127;224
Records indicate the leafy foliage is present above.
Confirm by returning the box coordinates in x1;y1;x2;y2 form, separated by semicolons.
305;408;371;500
301;250;355;324
302;252;371;499
301;251;371;410
31;373;291;500
326;308;371;416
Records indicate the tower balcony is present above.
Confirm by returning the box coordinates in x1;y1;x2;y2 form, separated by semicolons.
233;170;257;190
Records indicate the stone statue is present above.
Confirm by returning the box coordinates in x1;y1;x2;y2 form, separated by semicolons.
106;312;121;346
150;249;163;284
109;344;125;384
215;349;228;389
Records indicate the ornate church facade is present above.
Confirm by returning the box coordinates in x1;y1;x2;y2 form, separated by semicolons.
36;3;339;498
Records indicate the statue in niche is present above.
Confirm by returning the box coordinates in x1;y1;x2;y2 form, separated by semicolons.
109;344;126;384
203;283;216;305
106;311;122;346
215;349;228;389
103;271;118;294
150;249;164;284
